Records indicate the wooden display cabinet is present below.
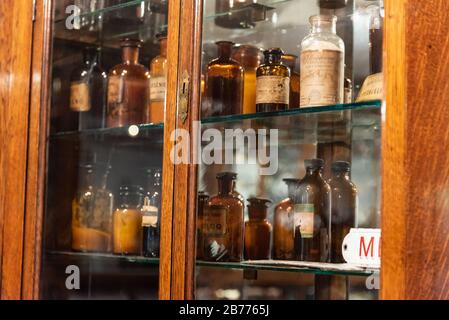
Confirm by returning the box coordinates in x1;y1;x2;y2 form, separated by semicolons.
0;0;448;300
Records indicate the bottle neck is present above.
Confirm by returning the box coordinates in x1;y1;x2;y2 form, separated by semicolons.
287;184;296;199
122;47;140;64
311;21;336;34
332;171;350;180
79;170;94;189
306;168;323;178
217;43;233;61
120;194;143;208
218;179;234;196
265;54;281;65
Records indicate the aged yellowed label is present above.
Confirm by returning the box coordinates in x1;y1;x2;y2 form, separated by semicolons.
150;76;167;101
356;73;383;102
293;204;314;239
70;81;90;112
256;76;290;105
203;206;227;236
107;75;124;104
300;49;343;107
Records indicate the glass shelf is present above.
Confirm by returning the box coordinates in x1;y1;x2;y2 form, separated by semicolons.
202;100;381;125
203;0;291;21
50;123;163;138
47;250;160;265
47;251;377;277
197;260;379;277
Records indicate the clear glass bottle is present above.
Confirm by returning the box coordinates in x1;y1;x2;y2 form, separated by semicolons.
107;38;150;128
142;169;162;257
71;164;113;253
207;172;244;262
196;191;210;260
256;48;290;112
147;34;168;124
232;45;263;114
293;159;331;262
245;198;272;260
203;41;244;118
69;47;108;130
273;178;300;260
328;161;357;263
281;54;300;109
113;185;144;255
300;15;345;107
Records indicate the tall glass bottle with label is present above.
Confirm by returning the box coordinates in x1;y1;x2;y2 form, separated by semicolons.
207;172;244;262
328;161;357;263
107;38;150;128
300;15;344;107
273;178;299;260
69;47;107;130
203;41;244;118
256;48;290;112
293;159;331;262
147;34;167;124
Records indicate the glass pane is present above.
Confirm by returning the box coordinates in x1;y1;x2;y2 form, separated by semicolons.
195;0;383;300
40;0;169;299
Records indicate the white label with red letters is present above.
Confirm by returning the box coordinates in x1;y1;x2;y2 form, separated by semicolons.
342;228;381;268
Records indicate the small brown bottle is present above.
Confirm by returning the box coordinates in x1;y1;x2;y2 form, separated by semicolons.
107;38;150;128
256;48;290;112
245;198;272;260
203;41;244;118
196;191;210;260
208;172;244;262
273;178;300;260
147;34;167;124
202;204;229;261
328;161;357;263
232;45;263;114
294;159;331;262
281;54;300;109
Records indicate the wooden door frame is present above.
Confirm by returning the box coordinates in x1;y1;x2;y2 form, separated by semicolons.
17;0;184;300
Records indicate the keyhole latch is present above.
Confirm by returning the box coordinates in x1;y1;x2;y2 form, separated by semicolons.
179;71;190;124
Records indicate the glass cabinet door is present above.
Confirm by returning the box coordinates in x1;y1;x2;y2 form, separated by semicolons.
40;0;169;299
194;0;382;300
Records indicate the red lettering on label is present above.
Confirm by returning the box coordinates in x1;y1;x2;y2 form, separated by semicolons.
359;236;375;257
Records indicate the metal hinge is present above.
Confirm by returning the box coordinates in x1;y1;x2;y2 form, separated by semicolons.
179;71;190;124
32;0;37;22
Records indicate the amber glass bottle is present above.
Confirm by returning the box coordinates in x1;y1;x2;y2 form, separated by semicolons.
281;54;300;109
232;45;263;114
203;41;244;118
72;164;113;253
273;178;300;260
207;172;244;262
256;48;290;112
113;186;144;255
196;191;210;260
329;161;357;263
107;38;150;128
69;47;107;130
147;35;167;124
294;159;331;262
245;198;272;260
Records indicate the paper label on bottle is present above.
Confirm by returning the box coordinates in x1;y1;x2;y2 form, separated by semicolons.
142;214;158;227
293;204;314;239
356;73;383;102
107;75;124;104
150;76;167;101
70;81;90;112
203;206;227;236
256;76;290;105
300;49;343;107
